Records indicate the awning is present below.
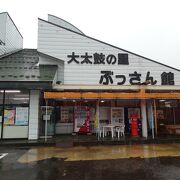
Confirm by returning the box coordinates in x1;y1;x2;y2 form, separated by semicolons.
44;91;180;99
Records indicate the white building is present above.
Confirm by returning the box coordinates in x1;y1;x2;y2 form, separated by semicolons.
0;12;23;56
0;13;180;140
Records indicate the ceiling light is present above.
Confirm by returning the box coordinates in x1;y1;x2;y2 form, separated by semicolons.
13;98;29;100
6;90;21;93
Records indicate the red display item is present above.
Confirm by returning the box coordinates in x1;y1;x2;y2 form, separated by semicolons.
74;106;91;133
79;117;90;133
131;113;139;137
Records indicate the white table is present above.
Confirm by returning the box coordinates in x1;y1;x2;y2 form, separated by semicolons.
102;124;115;138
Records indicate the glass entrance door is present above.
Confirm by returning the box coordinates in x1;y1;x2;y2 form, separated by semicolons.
40;106;55;136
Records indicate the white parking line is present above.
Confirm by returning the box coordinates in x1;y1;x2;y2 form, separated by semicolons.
0;153;8;159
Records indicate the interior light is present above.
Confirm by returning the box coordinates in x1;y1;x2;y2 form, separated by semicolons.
159;99;166;102
13;98;29;100
101;100;105;103
0;90;21;93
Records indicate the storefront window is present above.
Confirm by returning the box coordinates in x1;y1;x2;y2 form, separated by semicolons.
0;91;4;139
2;90;30;138
60;106;74;123
157;99;177;125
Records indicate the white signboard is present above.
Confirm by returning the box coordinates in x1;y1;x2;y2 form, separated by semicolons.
15;107;29;125
43;115;51;121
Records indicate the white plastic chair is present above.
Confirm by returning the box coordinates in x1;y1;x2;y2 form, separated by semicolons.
115;124;125;138
96;127;103;138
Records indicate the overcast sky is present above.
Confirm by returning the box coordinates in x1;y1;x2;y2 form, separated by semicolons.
1;0;180;68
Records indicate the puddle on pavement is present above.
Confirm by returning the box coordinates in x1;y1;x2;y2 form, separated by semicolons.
14;156;180;180
18;143;180;163
1;147;180;180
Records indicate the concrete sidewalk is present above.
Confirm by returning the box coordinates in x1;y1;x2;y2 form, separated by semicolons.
0;138;56;147
1;134;180;147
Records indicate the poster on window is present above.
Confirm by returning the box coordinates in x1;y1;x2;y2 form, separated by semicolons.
60;107;73;123
15;107;29;125
111;107;124;124
4;109;15;125
156;110;164;120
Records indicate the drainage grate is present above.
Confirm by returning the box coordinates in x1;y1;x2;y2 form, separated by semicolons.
0;153;8;160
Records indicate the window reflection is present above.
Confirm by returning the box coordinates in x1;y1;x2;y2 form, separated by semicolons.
1;90;30;138
5;90;29;105
0;91;3;138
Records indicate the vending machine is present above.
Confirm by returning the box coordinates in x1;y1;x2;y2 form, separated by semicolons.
73;106;91;134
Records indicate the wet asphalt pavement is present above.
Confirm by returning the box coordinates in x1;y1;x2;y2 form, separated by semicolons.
0;144;180;180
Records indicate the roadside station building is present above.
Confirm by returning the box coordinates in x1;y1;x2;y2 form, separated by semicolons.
0;12;180;140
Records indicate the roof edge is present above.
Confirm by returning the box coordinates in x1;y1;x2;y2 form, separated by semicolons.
0;12;23;39
38;51;65;63
0;49;23;59
48;14;85;35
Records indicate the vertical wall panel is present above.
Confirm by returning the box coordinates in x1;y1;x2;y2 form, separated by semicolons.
0;13;7;55
28;90;40;140
141;99;148;138
0;12;23;56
